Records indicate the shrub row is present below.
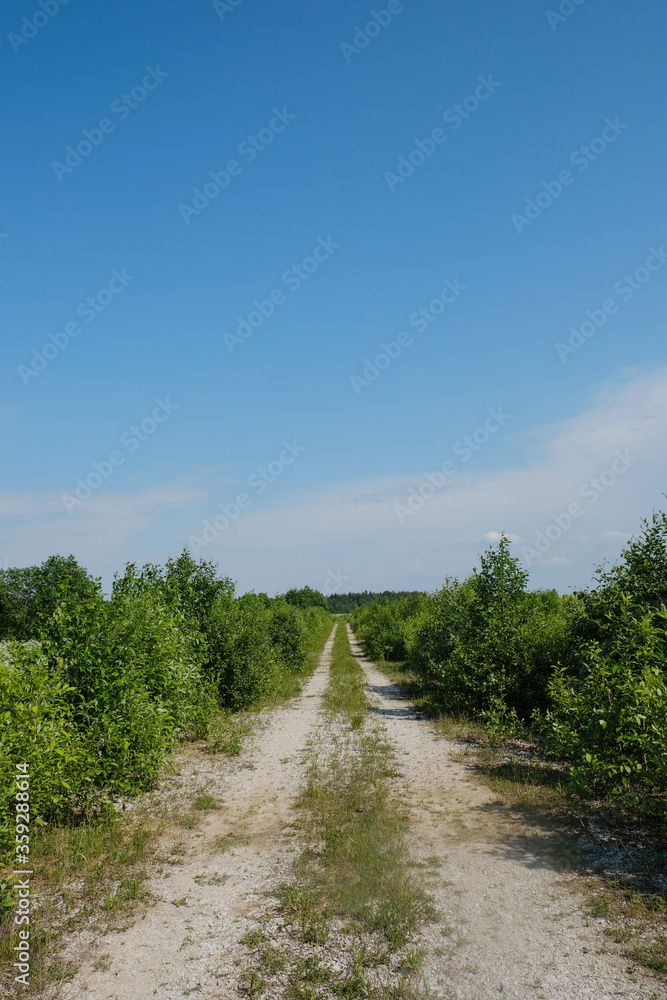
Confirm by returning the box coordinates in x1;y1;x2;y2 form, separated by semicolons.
351;509;667;803
0;553;331;858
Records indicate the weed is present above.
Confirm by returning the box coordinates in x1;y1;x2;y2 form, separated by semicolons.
192;793;220;811
193;872;228;886
207;712;251;756
402;948;425;971
175;810;200;829
214;833;250;853
258;944;286;973
241;927;266;948
590;896;611;918
47;959;78;982
238;969;266;996
632;935;667;973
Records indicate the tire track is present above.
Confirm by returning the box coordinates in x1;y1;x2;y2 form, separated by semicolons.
60;627;336;1000
348;625;663;1000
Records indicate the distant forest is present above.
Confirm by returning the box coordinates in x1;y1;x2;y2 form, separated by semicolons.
325;591;423;614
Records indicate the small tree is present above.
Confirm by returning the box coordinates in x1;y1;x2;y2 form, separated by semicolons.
0;554;97;640
542;598;667;799
284;586;328;609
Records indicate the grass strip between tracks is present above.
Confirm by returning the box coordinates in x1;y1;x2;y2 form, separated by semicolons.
239;622;436;999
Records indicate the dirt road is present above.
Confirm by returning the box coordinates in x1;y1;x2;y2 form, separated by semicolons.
347;625;663;1000
61;627;336;1000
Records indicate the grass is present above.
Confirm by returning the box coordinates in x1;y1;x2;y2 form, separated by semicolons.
296;725;431;948
213;833;250;853
0;811;157;994
258;943;287;973
207;710;252;756
192;793;220;811
324;622;368;718
239;622;435;999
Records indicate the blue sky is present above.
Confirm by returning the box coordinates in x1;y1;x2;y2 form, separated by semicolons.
2;0;666;595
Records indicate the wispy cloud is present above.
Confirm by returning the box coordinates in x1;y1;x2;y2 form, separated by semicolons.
1;368;665;593
1;484;206;572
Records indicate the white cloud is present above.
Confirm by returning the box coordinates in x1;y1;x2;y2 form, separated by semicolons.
0;484;206;575
199;366;667;591
1;367;666;594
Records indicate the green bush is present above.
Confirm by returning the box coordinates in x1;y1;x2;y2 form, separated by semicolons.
540;600;667;799
41;582;217;793
0;552;333;862
352;596;423;662
207;591;277;709
354;538;576;726
0;642;100;859
572;508;667;652
284;586;328;610
269;599;308;672
0;555;97;641
351;520;667;805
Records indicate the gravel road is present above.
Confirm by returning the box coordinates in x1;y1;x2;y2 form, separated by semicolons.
54;624;665;1000
61;628;336;1000
348;625;664;1000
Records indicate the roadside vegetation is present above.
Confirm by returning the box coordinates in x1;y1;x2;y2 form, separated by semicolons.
0;554;331;993
239;623;436;999
351;503;667;812
351;502;667;979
